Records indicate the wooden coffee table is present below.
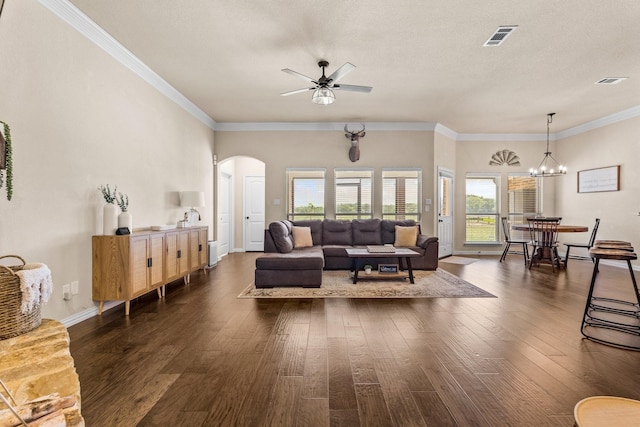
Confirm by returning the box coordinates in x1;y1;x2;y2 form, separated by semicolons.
345;248;420;284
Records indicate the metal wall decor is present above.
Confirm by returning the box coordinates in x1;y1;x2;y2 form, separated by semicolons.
489;149;520;166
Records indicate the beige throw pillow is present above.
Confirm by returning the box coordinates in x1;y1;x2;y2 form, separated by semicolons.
292;226;313;248
394;225;418;247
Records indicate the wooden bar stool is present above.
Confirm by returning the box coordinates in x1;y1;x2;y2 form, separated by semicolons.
580;240;640;350
574;396;640;426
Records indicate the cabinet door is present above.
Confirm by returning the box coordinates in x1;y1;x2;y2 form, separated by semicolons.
189;229;200;271
177;230;190;276
131;236;149;296
165;231;179;281
198;228;208;267
149;233;165;288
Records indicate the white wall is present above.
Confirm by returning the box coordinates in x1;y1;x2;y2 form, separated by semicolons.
556;116;640;248
0;0;214;323
215;130;437;235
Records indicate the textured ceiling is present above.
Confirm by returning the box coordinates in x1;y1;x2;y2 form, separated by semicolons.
68;0;640;133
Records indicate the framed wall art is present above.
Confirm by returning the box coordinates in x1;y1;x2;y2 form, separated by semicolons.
577;165;620;193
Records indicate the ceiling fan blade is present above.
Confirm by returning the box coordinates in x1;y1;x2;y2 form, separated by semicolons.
280;87;314;96
327;62;355;83
281;68;316;84
333;84;372;93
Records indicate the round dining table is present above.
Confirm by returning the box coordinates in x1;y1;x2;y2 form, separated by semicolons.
512;224;588;233
512;223;588;269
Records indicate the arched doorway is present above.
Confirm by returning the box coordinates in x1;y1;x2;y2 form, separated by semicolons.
217;156;266;258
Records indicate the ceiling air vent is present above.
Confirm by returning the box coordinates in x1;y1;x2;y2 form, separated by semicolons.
595;77;628;85
483;26;517;47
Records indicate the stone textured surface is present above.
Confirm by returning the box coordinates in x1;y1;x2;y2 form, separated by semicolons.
0;319;84;426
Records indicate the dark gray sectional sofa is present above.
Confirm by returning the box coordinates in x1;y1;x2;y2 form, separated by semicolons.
255;218;439;288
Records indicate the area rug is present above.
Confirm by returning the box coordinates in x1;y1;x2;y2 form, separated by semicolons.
439;256;478;265
238;269;495;299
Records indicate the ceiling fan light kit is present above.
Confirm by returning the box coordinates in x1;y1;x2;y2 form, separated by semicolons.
281;60;372;105
312;87;336;105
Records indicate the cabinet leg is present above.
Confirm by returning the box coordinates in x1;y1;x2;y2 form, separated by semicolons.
162;285;166;298
125;301;130;316
157;288;162;299
98;301;104;315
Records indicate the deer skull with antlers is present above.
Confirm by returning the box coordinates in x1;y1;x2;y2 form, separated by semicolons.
344;123;366;162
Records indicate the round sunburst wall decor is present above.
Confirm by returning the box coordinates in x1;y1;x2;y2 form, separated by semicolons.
489;149;520;166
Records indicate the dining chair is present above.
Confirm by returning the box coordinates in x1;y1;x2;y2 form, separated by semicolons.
527;217;562;271
499;217;529;265
564;218;600;267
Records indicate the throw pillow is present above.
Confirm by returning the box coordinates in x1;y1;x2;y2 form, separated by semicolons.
292;226;313;248
394;225;418;247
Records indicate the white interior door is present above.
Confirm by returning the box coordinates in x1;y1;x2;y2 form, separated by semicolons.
438;168;454;257
218;172;231;258
244;176;265;251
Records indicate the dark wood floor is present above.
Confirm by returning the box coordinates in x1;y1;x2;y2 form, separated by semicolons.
68;253;640;426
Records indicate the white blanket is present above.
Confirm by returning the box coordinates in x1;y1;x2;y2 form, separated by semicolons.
15;263;53;313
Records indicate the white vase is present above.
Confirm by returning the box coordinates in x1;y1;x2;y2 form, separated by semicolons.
118;211;132;232
103;203;118;235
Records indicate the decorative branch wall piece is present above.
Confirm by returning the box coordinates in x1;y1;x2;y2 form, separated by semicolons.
0;121;12;201
489;149;520;166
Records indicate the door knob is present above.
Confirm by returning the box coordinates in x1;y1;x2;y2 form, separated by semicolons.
246;216;250;220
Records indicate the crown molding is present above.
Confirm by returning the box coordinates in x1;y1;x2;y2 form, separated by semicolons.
556;105;640;139
214;122;439;132
38;0;216;130
456;133;549;142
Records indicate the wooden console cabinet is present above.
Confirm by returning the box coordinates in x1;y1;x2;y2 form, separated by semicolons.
92;226;208;315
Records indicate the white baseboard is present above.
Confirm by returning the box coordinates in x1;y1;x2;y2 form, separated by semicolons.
60;301;122;328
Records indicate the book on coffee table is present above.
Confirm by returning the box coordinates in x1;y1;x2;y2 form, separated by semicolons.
366;245;396;253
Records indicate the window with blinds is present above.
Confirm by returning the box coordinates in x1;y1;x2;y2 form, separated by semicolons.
382;169;421;221
507;174;540;239
465;174;499;243
286;169;325;221
335;169;373;220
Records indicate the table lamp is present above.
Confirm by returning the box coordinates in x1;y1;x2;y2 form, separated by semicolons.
180;191;205;226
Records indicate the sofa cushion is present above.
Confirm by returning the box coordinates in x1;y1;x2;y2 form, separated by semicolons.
292;226;313;248
352;219;382;245
292;220;323;245
381;220;416;244
256;249;324;270
322;219;353;245
394;225;419;247
322;245;351;257
269;220;294;253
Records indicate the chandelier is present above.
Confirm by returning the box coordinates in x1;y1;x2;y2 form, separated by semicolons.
529;113;567;177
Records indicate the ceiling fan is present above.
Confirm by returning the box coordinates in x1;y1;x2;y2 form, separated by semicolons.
281;60;372;105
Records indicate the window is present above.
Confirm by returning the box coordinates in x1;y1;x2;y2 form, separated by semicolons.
382;169;421;221
465;175;499;243
507;174;540;239
335;169;373;220
286;169;325;221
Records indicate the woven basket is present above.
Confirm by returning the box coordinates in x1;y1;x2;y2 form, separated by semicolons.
0;255;42;340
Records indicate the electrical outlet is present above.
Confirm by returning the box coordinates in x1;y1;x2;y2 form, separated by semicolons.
71;281;79;295
63;284;71;301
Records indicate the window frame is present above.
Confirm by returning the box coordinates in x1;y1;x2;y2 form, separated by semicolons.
334;168;374;220
381;168;422;222
507;173;541;239
465;173;500;244
286;168;326;221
